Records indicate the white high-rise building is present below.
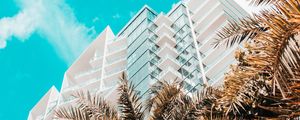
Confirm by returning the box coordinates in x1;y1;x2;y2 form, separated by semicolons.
28;0;248;119
28;86;59;120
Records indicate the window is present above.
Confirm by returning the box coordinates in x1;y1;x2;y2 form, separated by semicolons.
176;56;186;64
150;44;159;52
149;33;158;42
178;68;189;77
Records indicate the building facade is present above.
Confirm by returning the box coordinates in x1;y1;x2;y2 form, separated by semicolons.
28;0;248;119
28;86;59;120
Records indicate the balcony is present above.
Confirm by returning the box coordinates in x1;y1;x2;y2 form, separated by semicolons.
74;67;102;82
106;42;127;55
89;56;103;68
197;34;217;53
104;65;125;78
208;66;229;87
195;12;226;41
104;49;127;72
157;44;178;58
61;79;101;98
105;65;126;77
154;24;175;37
194;4;223;32
191;0;220;22
181;64;200;75
180;68;201;87
158;67;182;82
158;55;180;70
186;0;208;12
107;46;127;56
202;45;236;67
104;58;126;74
155;33;176;47
205;55;235;79
103;69;125;87
106;36;126;45
184;80;197;91
153;14;173;27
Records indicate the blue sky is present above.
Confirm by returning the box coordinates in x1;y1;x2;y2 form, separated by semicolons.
0;0;178;119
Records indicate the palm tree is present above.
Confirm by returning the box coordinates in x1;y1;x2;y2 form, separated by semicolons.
117;73;143;120
248;0;278;6
55;0;300;119
54;90;118;120
214;0;300;119
54;72;222;120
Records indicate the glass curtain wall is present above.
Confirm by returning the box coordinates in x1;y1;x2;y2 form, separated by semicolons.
169;4;203;93
120;8;160;96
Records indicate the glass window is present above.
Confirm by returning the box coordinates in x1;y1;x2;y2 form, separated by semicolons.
127;51;150;78
129;63;151;86
127;39;150;66
169;4;187;21
134;75;152;96
120;9;155;36
127;19;149;44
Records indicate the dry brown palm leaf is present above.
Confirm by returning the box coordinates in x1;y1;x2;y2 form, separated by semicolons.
55;106;90;120
221;78;263;114
118;72;144;120
216;48;267;115
256;1;300;98
216;0;300;118
214;16;266;48
194;87;224;119
248;0;279;6
166;93;197;120
257;103;293;115
72;91;119;120
147;80;183;120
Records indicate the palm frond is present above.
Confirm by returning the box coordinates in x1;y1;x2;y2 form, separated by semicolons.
118;72;144;120
145;80;164;113
194;87;224;119
214;16;266;48
167;93;201;120
248;0;279;6
55;106;90;120
216;0;300;118
147;80;183;120
71;90;118;120
255;1;300;98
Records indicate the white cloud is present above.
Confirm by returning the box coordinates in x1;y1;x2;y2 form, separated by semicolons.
0;0;96;64
112;13;121;19
0;39;6;48
0;8;37;46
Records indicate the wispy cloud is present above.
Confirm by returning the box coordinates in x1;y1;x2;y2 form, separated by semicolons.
112;13;121;19
0;0;96;64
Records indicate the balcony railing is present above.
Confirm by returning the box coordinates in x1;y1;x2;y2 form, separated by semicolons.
63;78;100;92
74;67;102;79
90;55;103;63
105;66;126;77
106;45;126;55
204;49;234;72
158;67;182;80
106;56;126;66
158;54;179;67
